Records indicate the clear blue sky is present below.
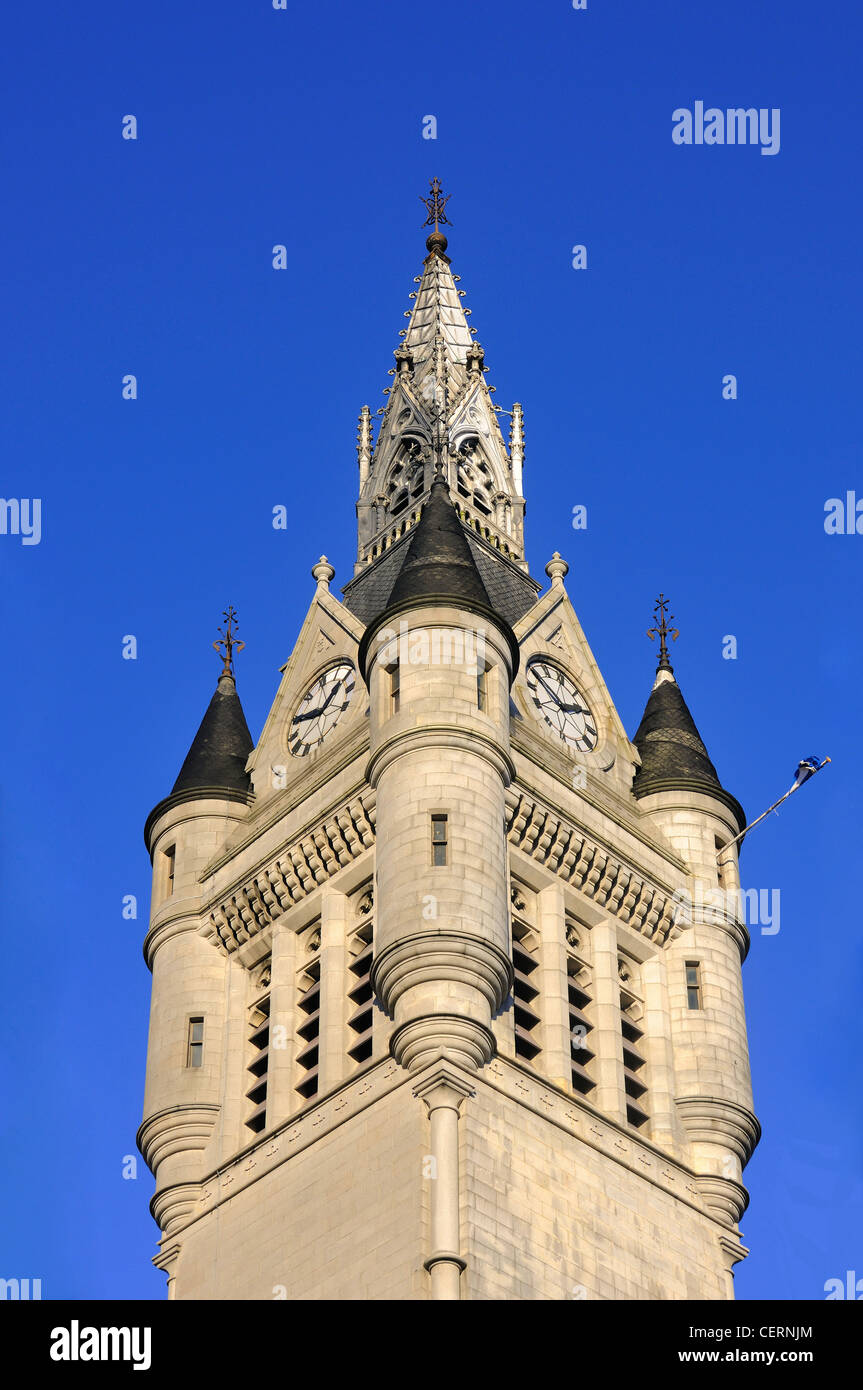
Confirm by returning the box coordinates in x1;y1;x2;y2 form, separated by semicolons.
1;0;860;1301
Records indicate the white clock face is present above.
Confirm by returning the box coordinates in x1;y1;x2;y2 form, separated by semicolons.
526;660;597;752
289;662;355;756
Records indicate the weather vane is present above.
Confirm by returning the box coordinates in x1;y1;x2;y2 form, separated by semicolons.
213;605;245;677
420;177;452;235
647;593;679;670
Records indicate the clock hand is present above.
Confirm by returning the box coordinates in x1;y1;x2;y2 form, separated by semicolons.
319;682;340;714
535;671;562;702
294;681;343;725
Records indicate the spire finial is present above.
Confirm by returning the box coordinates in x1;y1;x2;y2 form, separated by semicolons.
420;177;452;255
213;605;245;679
647;593;679;672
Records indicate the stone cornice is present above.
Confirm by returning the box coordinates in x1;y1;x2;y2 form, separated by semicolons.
144;787;254;856
510;731;686;876
366;725;516;790
505;786;683;946
201;790;377;956
202;732;370;880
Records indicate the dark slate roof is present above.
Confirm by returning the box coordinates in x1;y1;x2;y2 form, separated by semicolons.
341;535;414;625
172;674;254;796
466;534;541;627
342;502;540;629
385;474;493;609
632;672;745;829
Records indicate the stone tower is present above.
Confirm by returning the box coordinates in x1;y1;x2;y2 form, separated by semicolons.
139;186;759;1300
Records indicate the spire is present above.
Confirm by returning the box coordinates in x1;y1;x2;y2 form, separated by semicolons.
509;403;525;497
356;405;372;490
385;472;493;611
632;598;744;828
172;609;253;797
351;181;527;574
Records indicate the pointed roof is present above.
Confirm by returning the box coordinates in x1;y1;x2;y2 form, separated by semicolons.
385;473;493;610
353;182;526;572
171;672;253;795
400;238;476;391
144;673;254;850
632;668;745;830
357;473;520;680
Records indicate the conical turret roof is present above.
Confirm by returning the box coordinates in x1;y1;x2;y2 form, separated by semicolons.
144;669;254;849
171;672;253;796
385;473;493;610
632;667;745;830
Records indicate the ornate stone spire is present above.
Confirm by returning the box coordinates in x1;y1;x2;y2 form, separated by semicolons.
356;405;372;489
352;181;527;576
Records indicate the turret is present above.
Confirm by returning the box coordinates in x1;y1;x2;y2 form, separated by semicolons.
359;474;518;1073
137;611;254;1286
632;597;759;1236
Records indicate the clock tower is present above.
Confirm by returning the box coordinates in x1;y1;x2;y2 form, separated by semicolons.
139;183;759;1300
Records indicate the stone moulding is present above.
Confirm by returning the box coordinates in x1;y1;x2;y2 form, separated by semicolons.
505;788;679;942
371;932;513;1018
137;1103;221;1175
674;1095;762;1166
201;791;377;956
136;1103;222;1236
200;781;707;957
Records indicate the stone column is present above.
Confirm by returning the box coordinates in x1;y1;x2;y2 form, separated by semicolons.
640;955;679;1155
414;1068;474;1300
319;886;349;1093
537;883;571;1089
217;957;249;1162
590;919;626;1123
267;917;298;1125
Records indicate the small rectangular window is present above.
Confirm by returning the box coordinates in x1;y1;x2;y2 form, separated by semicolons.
477;666;488;712
187;1016;204;1068
685;962;701;1010
164;845;176;897
390;664;400;715
431;814;448;866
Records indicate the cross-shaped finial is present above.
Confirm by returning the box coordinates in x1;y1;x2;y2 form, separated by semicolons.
420;177;452;235
213;605;245;677
647;593;679;671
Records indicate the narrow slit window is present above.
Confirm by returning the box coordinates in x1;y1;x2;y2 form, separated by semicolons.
477;665;488;712
431;814;448;866
164;845;176;897
390;664;400;715
187;1017;204;1068
685;962;701;1010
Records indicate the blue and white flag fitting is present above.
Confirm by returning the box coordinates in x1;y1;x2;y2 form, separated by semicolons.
719;755;831;856
792;755;829;790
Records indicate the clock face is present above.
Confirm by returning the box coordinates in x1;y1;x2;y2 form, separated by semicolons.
526;660;598;752
288;662;355;756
